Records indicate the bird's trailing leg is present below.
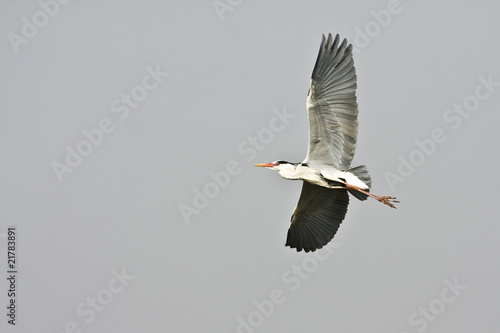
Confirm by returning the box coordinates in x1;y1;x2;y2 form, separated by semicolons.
338;181;399;208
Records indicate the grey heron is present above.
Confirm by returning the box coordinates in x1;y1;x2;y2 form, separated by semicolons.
255;33;398;252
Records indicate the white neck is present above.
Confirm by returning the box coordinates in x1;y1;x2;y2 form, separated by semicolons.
277;164;299;179
278;164;320;181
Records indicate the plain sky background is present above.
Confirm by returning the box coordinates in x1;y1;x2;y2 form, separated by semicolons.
1;1;500;332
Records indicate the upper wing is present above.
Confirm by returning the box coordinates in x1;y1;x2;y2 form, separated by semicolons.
304;33;359;170
286;181;349;252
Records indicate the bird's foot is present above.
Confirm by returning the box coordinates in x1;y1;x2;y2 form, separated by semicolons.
377;196;399;209
338;180;400;208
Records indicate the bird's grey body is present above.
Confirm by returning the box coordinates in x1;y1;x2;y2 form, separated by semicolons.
255;34;398;252
273;162;369;190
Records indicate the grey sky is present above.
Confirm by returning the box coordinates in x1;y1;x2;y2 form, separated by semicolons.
1;1;499;332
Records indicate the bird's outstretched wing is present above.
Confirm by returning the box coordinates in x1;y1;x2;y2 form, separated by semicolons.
286;181;349;252
304;33;359;170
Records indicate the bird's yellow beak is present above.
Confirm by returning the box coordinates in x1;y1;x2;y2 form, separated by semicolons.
254;163;275;167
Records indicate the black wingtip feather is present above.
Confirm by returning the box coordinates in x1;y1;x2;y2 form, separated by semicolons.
286;182;349;252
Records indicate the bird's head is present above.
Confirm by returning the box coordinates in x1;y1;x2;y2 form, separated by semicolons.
254;160;298;178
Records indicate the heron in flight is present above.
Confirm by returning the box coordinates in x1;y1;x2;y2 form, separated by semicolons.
255;34;398;252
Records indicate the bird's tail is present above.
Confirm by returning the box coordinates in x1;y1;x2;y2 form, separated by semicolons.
347;165;371;201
